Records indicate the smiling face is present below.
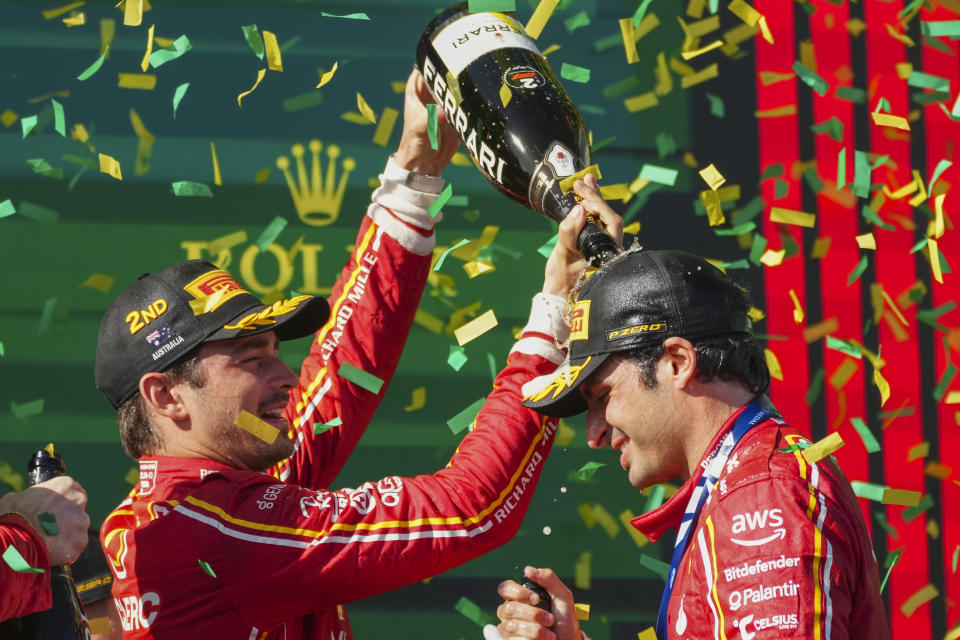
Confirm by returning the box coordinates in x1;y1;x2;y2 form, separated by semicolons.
176;331;298;471
580;354;689;489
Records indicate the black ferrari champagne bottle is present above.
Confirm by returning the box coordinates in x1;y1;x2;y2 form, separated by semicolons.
416;3;618;264
0;445;91;639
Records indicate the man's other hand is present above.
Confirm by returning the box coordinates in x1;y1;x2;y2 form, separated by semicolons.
393;68;460;175
0;476;90;566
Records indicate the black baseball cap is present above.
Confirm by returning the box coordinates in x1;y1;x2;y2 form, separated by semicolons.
522;248;752;417
95;260;330;408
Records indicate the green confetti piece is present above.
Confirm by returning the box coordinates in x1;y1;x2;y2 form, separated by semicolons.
846;256;868;285
173;82;190;119
644;484;666;512
149;35;192;68
639;164;677;186
61;154;97;169
912;89;950;105
460;209;480;222
578;104;606;115
760;164;784;181
313;416;342;435
282;91;324;113
434;239;471;272
803;166;824;194
26;158;63;180
603;75;640;98
811;117;843;142
917;301;956;331
775;178;789;199
447;195;469;207
171;181;213;197
874;512;898;539
38;298;57;335
454;596;494;627
241;24;265;60
717;259;750;270
198;559;217;578
908;70;950;92
850;418;881;453
933;363;958;402
256;216;288;251
805;367;825;405
593;32;623;52
2;545;44;574
573;461;606;481
921;20;960;38
952;545;958;573
428;183;453;219
0;200;15;218
837;147;847;190
77;46;108;81
38;513;59;536
852;150;872;198
448;345;468;371
713;222;756;236
861;205;895;231
927;158;953;196
321;11;370;20
748;233;768;266
447;397;485;434
880;548;903;593
537;234;558;258
793;60;829;96
426;103;438;151
825;336;862;360
338;361;384;394
560;62;591;83
776;441;812;454
632;0;655;27
468;0;516;10
592;136;617;152
564;10;590;32
11;398;44;420
20;115;37;139
279;35;302;53
835;86;866;103
487;352;497;383
51;99;65;137
706;93;725;118
872;96;891;114
902;494;935;523
851;480;887;502
639;553;670;581
655;132;676;158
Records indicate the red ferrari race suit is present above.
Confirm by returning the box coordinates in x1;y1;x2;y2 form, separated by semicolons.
0;514;52;621
632;400;890;640
100;157;569;639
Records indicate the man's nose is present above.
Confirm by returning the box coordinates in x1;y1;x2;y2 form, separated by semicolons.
273;359;298;390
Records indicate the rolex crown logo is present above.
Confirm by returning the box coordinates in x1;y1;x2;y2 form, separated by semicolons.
276;140;356;227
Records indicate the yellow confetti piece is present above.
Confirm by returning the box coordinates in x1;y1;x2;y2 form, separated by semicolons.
770;206;816;228
934;194;946;239
117;73;156;90
671;58;695;76
207;230;247;256
873;367;891;407
856;233;877;250
415;308;445;334
896;62;913;79
747;306;765;322
79;273;115;293
577;502;597;528
907;441;930;461
1;109;18;127
908;169;927;207
499;82;512;107
262;30;283;72
680;39;723;60
619;509;649;547
757;15;773;44
764;348;783;380
619;18;640;64
356;92;377;124
728;0;761;26
574;603;590;621
928;238;943;284
372;107;399;147
624;91;659;112
883;488;923;507
623;221;641;235
100;18;115;57
129;108;154;143
234;410;279;444
871;112;910;130
208;141;222;186
803;317;838;343
558;164;602;193
885;22;915;47
926;461;952;479
634;13;660;41
755;104;798;118
680;63;718;88
687;15;720;37
884;178;919;200
945;391;960;404
63;11;85;26
316;61;339;88
341;112;373;125
592;504;620;538
463;260;495;278
123;0;142;26
599;183;632;201
154;36;175;48
99;153;122;180
881;291;908;326
454;309;498;346
698;163;726;190
189;286;229;315
451;152;472;167
654;52;672;95
87;618;111;635
801;432;844;464
638;627;658;640
574;551;591;589
404;387;426;412
140;23;154;72
700;190;725;226
238;68;266;107
42;1;84;20
811;236;831;259
525;0;560;39
788;289;804;324
759;71;794;86
760;248;785;267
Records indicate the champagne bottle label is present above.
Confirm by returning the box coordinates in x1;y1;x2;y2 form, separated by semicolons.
429;12;537;76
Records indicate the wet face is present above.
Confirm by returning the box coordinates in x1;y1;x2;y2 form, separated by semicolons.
580;355;687;489
178;331;298;471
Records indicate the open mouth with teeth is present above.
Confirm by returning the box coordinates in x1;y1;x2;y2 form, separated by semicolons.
259;406;288;431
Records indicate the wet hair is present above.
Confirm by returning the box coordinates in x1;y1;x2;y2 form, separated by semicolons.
116;351;206;458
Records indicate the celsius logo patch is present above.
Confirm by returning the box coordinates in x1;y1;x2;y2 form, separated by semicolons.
504;65;546;89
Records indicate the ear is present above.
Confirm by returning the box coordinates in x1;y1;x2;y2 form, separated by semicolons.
660;337;697;389
139;372;190;422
